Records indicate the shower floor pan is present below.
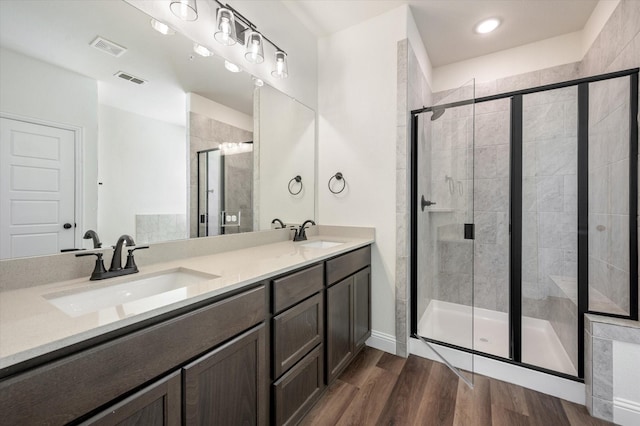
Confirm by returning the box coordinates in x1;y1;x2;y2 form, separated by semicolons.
417;300;577;376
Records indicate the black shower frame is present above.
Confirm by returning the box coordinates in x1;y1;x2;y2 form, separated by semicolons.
410;67;639;381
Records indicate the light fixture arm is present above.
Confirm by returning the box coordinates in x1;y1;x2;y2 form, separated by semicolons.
212;0;286;55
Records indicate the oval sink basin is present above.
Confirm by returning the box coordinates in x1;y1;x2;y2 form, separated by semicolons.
300;240;344;249
45;268;219;318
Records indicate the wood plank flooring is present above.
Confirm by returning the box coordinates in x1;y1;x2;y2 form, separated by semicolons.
300;347;612;426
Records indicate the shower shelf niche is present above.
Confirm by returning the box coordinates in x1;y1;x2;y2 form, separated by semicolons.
426;208;454;213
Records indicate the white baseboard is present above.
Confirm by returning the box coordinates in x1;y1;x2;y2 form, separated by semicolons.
409;338;585;405
614;398;640;426
366;330;397;354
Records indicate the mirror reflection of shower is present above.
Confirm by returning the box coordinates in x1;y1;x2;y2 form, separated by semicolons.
197;142;253;237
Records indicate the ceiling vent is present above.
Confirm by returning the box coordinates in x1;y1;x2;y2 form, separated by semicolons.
90;36;127;57
114;71;147;85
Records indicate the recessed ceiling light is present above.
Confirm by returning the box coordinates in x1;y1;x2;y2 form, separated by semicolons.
193;43;213;57
475;18;501;34
150;19;175;35
224;60;241;73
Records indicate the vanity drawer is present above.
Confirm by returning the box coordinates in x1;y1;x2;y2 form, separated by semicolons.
273;264;323;313
0;285;266;425
273;293;323;378
326;246;371;286
273;344;324;426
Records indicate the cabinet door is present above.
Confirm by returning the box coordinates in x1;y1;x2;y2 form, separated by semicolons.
273;293;323;378
273;345;324;426
82;371;181;426
353;267;371;350
326;276;353;384
183;325;266;426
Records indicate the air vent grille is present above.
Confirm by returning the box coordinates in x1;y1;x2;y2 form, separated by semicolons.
90;36;127;57
114;71;147;85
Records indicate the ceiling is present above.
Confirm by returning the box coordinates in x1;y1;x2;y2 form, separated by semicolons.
282;0;600;67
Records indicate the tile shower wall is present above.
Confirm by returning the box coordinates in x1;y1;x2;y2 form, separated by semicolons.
580;0;640;320
588;77;631;315
136;214;187;245
223;152;253;234
473;98;510;312
429;64;582;321
189;112;253;238
522;86;579;368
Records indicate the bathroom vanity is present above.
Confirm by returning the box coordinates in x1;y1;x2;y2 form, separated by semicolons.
0;232;372;425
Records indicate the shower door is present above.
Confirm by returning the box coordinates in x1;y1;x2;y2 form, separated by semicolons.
197;149;223;237
413;79;475;385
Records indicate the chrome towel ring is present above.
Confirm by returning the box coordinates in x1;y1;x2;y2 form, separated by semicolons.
288;175;303;195
328;172;346;194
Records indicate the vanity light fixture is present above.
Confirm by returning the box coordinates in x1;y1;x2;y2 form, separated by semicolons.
209;1;289;78
170;0;198;21
150;19;175;35
271;51;288;79
224;60;241;73
193;43;213;57
244;31;264;64
475;17;501;34
214;7;237;46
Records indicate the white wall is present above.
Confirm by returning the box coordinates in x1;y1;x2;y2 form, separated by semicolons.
407;7;433;88
188;93;253;132
259;85;315;229
318;5;408;337
0;48;99;239
98;104;186;245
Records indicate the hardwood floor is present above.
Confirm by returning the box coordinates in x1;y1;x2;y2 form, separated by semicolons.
300;347;612;426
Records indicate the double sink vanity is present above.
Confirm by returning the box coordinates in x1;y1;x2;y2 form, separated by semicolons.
0;226;374;425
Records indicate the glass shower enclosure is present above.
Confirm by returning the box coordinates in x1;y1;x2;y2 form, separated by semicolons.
411;68;639;381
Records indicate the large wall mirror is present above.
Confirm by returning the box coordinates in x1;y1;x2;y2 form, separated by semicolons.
0;0;315;260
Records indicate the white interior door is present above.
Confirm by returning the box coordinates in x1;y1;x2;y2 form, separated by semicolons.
0;117;76;259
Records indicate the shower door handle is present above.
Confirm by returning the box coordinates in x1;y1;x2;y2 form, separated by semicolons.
421;195;436;211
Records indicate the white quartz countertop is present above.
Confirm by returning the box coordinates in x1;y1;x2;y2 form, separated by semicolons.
0;235;373;371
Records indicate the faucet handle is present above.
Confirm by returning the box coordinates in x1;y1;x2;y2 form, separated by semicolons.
124;246;149;271
75;252;107;280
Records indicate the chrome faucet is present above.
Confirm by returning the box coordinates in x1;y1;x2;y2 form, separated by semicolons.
293;220;316;242
110;234;135;271
83;229;102;248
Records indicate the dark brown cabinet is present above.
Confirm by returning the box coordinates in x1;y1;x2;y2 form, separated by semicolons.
82;371;181;426
270;264;326;425
327;276;353;383
273;293;323;378
272;344;324;426
353;267;372;349
326;249;371;384
0;285;266;425
183;325;266;425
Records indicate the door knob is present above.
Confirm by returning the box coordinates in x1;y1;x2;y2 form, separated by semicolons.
420;196;436;211
63;223;72;229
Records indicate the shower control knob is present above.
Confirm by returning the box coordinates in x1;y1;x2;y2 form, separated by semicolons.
421;196;436;211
